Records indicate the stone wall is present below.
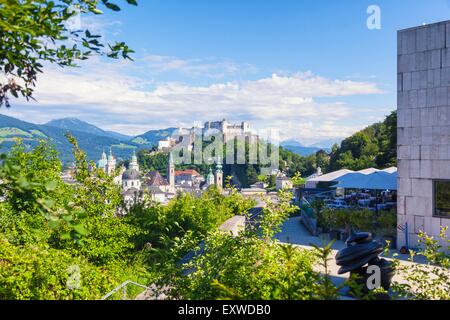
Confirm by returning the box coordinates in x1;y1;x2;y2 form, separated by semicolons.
397;21;450;249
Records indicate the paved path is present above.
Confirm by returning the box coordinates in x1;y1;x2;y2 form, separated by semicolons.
275;216;347;287
275;216;425;262
275;216;435;293
275;216;346;250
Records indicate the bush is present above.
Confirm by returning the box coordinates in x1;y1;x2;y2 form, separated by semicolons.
160;191;328;300
126;187;255;251
391;227;450;300
376;210;397;238
0;236;150;300
321;208;375;233
166;231;320;300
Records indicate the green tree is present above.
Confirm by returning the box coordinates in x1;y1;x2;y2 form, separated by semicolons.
0;137;152;299
291;172;306;188
161;190;322;300
0;0;137;107
392;227;450;300
328;111;397;171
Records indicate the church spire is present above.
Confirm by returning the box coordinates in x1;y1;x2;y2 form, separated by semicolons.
129;149;139;172
215;155;223;192
167;151;175;193
216;155;223;172
98;148;108;170
106;146;116;175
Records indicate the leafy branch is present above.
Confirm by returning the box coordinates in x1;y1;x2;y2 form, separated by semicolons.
0;0;138;107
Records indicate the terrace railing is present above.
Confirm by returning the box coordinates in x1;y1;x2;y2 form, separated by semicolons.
300;196;318;236
101;280;150;300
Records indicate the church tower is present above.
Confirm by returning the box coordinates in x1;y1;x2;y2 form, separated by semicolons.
215;156;223;192
98;148;107;170
206;168;215;186
167;152;175;193
129;150;139;172
106;147;116;176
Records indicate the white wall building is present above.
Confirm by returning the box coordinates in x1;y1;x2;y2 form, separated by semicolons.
203;119;251;142
276;176;293;190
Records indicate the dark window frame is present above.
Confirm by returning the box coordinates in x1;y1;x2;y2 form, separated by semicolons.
433;179;450;219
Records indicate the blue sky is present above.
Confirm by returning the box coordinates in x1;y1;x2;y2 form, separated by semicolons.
3;0;450;145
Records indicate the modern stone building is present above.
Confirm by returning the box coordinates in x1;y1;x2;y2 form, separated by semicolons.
397;20;450;249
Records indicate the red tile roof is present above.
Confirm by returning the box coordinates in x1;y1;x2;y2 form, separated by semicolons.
145;171;169;186
175;169;201;177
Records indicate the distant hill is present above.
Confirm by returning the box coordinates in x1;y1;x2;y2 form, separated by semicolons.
0;115;173;164
280;140;329;156
310;139;340;149
328;111;397;171
46;118;132;141
131;128;177;148
281;145;324;157
104;130;132;141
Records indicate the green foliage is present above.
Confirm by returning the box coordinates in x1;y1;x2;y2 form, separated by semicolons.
0;140;87;241
257;174;267;183
137;141;318;188
0;0;137;107
164;230;320;300
321;208;375;233
65;134;123;218
392;227;450;300
259;190;297;240
137;150;169;175
0;236;150;300
310;241;339;299
268;174;277;188
158;190;338;300
127;187;255;252
376;210;397;237
320;208;397;239
329;111;397;171
0;136;152;299
291;171;306;187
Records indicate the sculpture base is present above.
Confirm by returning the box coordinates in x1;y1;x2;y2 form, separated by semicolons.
348;258;395;300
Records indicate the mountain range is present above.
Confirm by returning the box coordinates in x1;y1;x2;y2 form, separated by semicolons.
0;114;331;163
0;114;175;164
280;139;333;156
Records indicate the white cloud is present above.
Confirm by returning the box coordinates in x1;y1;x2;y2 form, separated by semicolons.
6;58;386;142
140;54;258;80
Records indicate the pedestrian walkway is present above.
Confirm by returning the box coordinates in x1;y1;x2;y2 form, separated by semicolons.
274;216;432;292
275;216;346;250
275;216;347;287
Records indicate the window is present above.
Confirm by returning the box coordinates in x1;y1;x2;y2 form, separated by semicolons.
434;180;450;218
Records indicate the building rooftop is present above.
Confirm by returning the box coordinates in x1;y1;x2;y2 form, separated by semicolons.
145;171;169;186
308;169;355;182
175;169;201;177
122;169;140;180
122;187;140;196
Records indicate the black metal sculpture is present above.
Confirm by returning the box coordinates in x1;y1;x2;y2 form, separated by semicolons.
335;231;395;298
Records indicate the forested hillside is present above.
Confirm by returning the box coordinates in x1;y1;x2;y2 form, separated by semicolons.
0;114;176;164
328;111;397;171
136;111;397;187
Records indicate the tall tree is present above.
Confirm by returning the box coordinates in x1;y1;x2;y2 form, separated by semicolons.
328;111;397;171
